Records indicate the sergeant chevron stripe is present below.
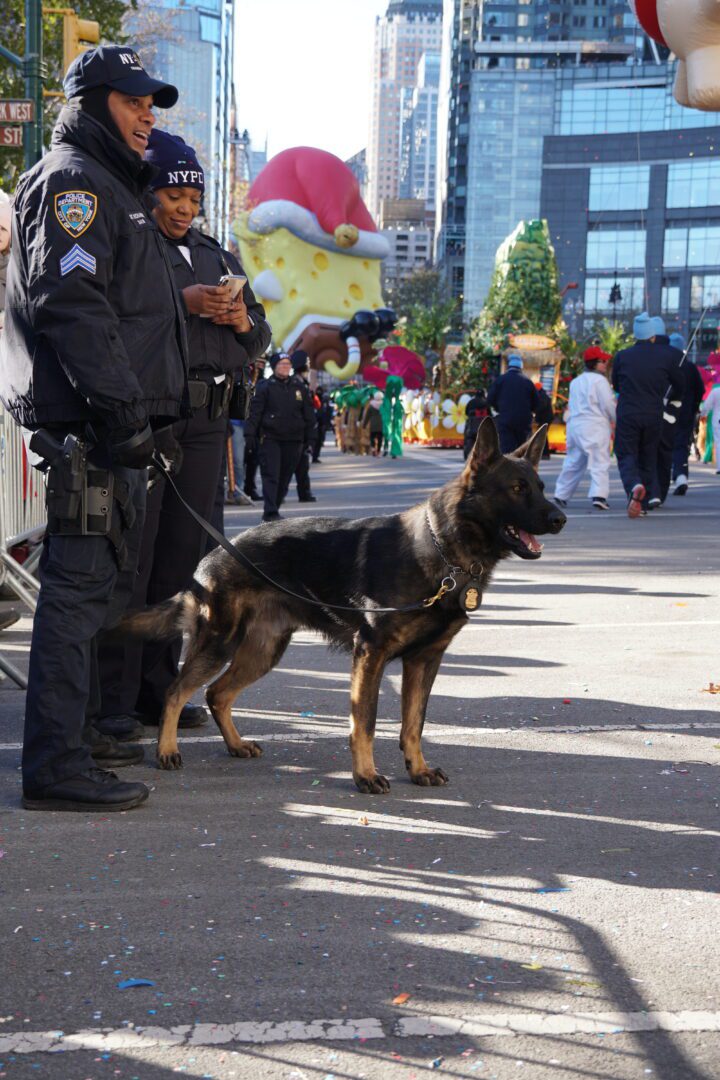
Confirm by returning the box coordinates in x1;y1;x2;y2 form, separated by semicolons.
59;243;96;276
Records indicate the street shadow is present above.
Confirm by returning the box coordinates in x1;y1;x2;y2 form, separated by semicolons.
0;681;717;1078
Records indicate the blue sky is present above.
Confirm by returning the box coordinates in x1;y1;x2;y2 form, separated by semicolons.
235;0;386;163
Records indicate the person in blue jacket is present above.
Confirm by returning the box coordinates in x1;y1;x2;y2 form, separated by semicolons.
486;355;539;453
612;313;683;518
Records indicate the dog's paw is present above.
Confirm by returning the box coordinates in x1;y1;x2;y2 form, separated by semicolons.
410;767;449;787
157;750;183;770
228;740;263;759
354;772;391;795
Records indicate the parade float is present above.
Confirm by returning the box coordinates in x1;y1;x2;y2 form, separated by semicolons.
458;220;568;451
234;146;394;381
630;0;720;111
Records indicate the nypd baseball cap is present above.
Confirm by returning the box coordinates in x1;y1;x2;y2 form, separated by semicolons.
64;44;178;108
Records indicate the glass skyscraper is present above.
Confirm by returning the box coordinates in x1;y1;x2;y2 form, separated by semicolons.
125;0;235;244
434;0;675;318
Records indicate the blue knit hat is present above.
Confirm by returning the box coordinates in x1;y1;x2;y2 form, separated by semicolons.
145;129;204;192
507;355;523;369
633;312;654;341
669;332;686;351
650;316;666;338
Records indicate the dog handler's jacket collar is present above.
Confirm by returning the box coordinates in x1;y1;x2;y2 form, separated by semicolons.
0;106;189;432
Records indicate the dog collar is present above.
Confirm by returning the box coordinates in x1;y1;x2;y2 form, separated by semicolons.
425;511;485;613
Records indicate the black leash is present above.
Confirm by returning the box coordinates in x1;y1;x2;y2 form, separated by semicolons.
152;455;461;615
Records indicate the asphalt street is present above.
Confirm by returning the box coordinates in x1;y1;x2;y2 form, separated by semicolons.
0;442;718;1080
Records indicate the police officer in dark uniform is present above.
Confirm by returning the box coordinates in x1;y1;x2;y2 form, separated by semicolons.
486;355;539;453
290;350;317;503
0;46;187;812
96;130;271;738
245;353;317;522
612;313;683;516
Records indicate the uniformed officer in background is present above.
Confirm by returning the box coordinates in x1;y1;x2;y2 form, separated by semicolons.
96;130;271;739
245;353;317;522
0;46;187;812
290;350;317;504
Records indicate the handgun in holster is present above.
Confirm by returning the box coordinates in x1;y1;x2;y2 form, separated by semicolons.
29;430;114;540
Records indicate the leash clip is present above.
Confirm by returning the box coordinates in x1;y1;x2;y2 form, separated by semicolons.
423;574;457;608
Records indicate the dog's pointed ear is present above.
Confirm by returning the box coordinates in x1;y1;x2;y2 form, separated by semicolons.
462;416;501;484
509;425;547;471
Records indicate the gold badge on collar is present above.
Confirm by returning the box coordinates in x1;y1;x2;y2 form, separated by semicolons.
459;581;482;613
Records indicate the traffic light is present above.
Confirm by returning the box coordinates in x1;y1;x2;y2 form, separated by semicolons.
62;11;99;72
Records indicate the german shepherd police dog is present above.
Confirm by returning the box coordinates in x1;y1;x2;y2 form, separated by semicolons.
120;419;566;793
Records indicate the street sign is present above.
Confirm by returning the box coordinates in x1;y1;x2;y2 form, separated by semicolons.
0;99;34;123
0;126;24;147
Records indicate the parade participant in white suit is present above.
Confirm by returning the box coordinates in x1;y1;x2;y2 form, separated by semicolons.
554;347;616;511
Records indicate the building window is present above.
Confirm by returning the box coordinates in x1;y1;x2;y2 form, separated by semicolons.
691;274;720;310
584;276;645;313
667;159;720;209
588;165;650;212
586;229;646;271
664;225;720;268
661;280;680;314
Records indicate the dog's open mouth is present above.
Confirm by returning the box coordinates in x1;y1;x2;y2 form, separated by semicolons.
500;525;544;560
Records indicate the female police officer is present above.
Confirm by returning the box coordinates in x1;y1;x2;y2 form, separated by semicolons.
96;130;271;736
0;47;187;812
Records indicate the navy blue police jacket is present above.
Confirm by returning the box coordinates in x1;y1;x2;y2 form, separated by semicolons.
165;227;271;375
245;374;317;444
612;340;683;420
487;369;539;427
0;106;189;432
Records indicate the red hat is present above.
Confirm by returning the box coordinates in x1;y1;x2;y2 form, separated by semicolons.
246;147;389;260
628;1;666;46
583;346;612;363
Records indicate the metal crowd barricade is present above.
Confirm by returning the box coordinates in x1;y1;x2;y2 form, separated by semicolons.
0;404;44;610
0;406;44;687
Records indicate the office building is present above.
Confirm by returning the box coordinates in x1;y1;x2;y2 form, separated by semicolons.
540;68;720;356
380;199;433;288
435;0;652;317
345;149;368;203
366;0;443;221
125;0;235;244
399;51;441;215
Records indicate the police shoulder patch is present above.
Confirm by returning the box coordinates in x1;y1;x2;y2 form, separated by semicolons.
54;191;97;238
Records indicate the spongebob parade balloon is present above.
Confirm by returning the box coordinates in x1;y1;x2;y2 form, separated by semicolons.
629;0;720;111
235;147;391;380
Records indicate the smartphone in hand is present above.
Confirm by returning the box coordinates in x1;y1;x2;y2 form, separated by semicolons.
219;273;247;301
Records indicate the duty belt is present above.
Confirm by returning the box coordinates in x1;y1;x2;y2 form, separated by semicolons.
187;372;232;419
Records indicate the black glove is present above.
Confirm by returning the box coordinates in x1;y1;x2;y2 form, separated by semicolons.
147;426;184;490
107;424;155;469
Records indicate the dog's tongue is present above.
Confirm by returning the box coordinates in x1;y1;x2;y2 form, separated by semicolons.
518;529;542;553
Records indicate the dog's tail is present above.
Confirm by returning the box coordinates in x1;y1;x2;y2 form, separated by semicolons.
114;592;194;642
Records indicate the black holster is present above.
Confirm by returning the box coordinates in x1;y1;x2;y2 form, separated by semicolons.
228;370;256;421
30;430;133;569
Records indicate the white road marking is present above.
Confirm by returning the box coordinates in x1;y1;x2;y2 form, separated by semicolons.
0;1010;717;1054
0;718;717;755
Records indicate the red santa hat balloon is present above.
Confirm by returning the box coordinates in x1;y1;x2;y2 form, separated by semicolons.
628;0;720;110
246;146;389;260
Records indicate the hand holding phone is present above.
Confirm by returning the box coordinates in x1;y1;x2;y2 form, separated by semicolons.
219;273;247;301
